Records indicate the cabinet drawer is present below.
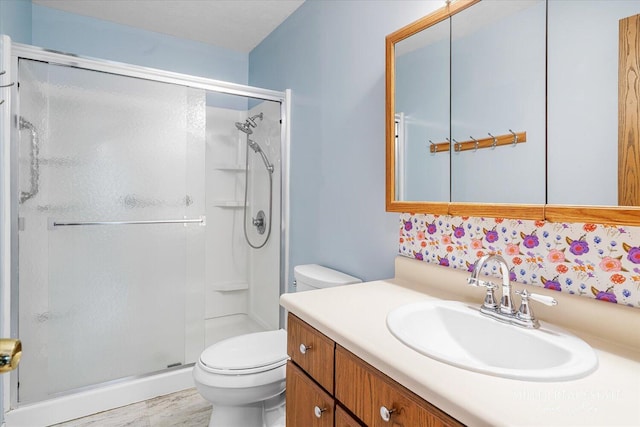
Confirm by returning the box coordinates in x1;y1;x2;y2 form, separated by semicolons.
286;361;334;427
287;313;335;392
335;345;463;427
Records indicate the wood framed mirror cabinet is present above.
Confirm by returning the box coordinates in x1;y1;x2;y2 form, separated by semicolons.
385;0;640;225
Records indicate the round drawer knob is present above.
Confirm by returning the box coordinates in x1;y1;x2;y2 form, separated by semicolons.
380;405;396;422
314;405;326;418
299;343;312;354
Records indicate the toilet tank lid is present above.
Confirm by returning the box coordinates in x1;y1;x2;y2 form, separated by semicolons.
294;264;362;288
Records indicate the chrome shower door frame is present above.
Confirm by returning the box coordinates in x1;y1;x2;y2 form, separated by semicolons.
1;40;291;414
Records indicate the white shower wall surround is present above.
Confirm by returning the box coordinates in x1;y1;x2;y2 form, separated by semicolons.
247;101;282;331
205;101;281;343
2;39;289;426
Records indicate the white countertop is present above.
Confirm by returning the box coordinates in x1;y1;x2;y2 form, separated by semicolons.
280;264;640;426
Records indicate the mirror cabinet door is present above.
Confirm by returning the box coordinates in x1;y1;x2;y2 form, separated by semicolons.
450;0;546;204
394;19;451;202
388;0;640;222
547;0;640;206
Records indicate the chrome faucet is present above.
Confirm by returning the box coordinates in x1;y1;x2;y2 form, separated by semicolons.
468;254;557;328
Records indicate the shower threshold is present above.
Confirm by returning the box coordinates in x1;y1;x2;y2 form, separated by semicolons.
5;366;195;427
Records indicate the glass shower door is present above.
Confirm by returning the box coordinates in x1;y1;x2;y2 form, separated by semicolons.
17;59;206;403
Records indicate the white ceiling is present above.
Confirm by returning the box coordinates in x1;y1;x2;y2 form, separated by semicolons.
32;0;305;53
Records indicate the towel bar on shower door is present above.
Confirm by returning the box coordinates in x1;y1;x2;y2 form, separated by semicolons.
48;216;206;229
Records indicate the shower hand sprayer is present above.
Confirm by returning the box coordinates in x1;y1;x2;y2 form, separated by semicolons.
247;139;274;174
235;113;273;249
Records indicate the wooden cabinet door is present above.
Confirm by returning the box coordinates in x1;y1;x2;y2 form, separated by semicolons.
619;13;640;206
336;405;365;427
335;346;463;427
287;313;335;392
286;361;334;427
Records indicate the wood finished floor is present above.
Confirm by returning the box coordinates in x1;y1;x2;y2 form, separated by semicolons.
51;388;211;427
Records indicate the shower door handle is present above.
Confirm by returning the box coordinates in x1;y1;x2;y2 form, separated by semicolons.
19;117;40;203
0;339;22;373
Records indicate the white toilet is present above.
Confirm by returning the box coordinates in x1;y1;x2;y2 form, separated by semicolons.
193;264;361;427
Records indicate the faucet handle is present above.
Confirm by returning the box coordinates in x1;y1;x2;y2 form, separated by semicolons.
527;292;558;307
515;289;557;328
467;277;496;289
516;289;558;306
468;278;499;311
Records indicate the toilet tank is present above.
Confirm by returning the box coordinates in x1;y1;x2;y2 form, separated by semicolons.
293;264;362;292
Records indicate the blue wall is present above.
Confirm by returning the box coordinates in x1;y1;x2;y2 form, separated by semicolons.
31;4;247;85
250;0;441;283
0;0;31;44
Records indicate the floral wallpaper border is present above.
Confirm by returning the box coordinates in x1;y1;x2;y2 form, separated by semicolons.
399;213;640;308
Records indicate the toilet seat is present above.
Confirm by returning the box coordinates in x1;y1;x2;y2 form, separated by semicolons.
199;329;288;375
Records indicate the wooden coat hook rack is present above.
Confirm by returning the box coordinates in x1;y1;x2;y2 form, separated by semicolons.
429;130;527;154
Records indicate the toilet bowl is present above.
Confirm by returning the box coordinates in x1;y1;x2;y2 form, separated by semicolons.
193;264;361;427
193;329;288;427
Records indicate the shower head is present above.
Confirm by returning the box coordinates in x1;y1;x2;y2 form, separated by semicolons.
235;121;253;135
236;112;263;135
246;113;263;128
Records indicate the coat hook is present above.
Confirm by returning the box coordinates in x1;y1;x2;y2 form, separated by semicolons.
429;139;437;154
509;129;518;146
488;132;497;149
470;136;479;152
452;138;460;152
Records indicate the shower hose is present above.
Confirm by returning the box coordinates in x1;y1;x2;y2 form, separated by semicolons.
242;139;273;249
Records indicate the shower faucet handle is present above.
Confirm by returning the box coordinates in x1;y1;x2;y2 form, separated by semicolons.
252;210;267;235
252;216;264;227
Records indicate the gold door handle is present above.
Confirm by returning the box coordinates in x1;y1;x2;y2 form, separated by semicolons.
0;339;22;373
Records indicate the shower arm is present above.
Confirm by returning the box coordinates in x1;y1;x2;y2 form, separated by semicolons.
19;117;40;204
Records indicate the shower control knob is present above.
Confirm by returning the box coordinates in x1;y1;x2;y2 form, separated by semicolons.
252;210;267;235
299;343;312;354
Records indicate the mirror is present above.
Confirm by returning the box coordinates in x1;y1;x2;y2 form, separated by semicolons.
547;0;640;206
386;0;640;224
394;18;450;202
450;0;546;204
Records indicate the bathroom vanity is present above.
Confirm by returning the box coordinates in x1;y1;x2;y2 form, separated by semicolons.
280;257;640;426
286;313;461;426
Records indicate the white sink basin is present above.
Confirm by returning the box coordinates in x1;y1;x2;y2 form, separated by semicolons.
386;300;598;381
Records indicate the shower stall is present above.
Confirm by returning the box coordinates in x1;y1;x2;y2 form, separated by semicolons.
0;37;290;426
